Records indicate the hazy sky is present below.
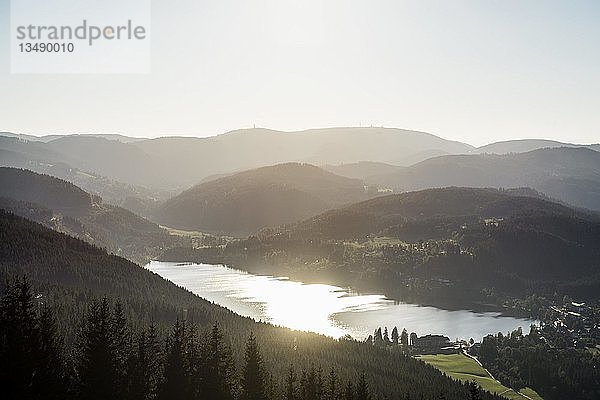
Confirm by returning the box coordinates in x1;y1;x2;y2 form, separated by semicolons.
1;0;599;146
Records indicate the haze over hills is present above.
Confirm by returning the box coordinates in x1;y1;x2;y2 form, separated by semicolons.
0;127;472;193
0;131;147;143
0;167;180;263
0;136;172;215
3;128;600;399
175;187;600;303
352;147;600;212
154;163;376;236
3;127;599;189
43;136;172;188
324;161;404;181
3;127;600;214
472;139;600;154
135;127;472;184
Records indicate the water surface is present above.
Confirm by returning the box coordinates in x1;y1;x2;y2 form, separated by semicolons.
146;261;534;340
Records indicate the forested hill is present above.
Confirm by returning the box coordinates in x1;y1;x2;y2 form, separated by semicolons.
282;187;594;240
270;188;600;291
472;139;599;154
0;209;498;400
154;163;376;236
365;147;600;212
0;137;171;217
168;187;600;303
0;167;94;216
0;167;180;263
1;127;473;191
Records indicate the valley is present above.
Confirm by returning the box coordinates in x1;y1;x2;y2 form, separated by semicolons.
145;261;535;341
1;129;600;400
3;3;599;399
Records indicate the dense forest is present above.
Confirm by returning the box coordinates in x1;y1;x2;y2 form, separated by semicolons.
0;167;183;263
162;188;600;308
2;168;599;399
153;163;374;236
0;210;501;399
0;279;385;400
360;147;600;212
477;327;600;400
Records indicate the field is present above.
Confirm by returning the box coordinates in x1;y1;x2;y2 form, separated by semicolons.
415;353;543;400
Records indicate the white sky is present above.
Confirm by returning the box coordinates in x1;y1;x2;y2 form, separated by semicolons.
0;0;599;146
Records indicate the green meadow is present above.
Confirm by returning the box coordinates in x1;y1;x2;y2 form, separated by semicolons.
415;354;543;400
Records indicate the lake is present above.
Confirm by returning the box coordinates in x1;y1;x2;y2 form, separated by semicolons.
146;261;535;340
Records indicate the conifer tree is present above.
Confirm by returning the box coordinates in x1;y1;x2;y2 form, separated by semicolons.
128;324;161;400
355;373;370;400
265;371;278;400
302;365;320;400
0;278;40;399
391;327;399;345
241;332;267;400
469;380;482;400
186;325;203;399
35;305;69;400
326;368;338;400
299;368;308;400
373;328;383;346
383;327;390;344
285;365;296;400
159;318;190;400
316;366;324;400
344;380;355;400
111;300;130;395
76;297;117;400
202;323;235;400
401;328;409;346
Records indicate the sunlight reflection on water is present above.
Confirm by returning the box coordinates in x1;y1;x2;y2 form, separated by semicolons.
146;261;534;340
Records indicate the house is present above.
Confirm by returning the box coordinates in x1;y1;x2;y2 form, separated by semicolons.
413;334;451;351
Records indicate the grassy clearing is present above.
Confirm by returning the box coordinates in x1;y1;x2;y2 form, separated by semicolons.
369;237;408;246
415;353;542;400
162;225;205;238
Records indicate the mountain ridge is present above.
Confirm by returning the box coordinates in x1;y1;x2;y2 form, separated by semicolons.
0;167;180;263
154;162;376;236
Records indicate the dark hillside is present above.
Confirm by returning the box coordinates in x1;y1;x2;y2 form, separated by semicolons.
0;168;180;263
154;163;374;236
367;147;600;211
0;210;495;400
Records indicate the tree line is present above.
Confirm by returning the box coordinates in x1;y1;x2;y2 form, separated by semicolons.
0;210;503;400
0;278;376;400
477;327;600;400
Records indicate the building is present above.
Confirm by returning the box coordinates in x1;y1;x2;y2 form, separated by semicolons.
413;334;451;350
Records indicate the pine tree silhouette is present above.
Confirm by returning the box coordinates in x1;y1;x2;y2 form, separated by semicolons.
111;300;130;396
202;322;235;400
35;305;68;400
355;373;370;400
285;365;296;400
469;380;482;400
344;380;355;400
76;297;118;400
159;318;190;400
391;327;399;345
241;332;267;400
127;324;162;400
